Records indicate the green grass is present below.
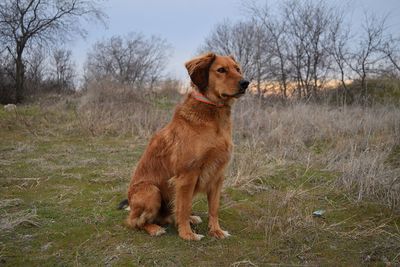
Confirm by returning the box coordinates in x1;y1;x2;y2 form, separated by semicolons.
1;101;399;266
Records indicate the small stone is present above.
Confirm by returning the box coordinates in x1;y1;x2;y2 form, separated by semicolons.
312;209;326;217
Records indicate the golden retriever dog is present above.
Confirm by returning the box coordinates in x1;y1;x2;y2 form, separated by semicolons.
122;52;249;240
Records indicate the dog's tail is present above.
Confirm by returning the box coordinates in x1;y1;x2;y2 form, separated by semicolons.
117;199;130;210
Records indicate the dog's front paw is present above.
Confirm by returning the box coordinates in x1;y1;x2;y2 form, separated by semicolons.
209;229;231;239
179;231;204;241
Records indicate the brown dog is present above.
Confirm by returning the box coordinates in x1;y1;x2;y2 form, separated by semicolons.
124;52;249;240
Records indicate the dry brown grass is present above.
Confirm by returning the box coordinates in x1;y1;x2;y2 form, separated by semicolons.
77;80;179;137
0;206;40;232
77;82;400;210
232;97;400;209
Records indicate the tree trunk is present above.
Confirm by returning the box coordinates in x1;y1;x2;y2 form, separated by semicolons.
15;42;25;103
15;55;24;103
256;75;261;96
361;74;366;98
339;68;353;104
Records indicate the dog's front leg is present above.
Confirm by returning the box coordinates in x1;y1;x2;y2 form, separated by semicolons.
174;173;204;241
207;176;230;239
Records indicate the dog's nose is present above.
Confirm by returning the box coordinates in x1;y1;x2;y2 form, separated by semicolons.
239;80;250;90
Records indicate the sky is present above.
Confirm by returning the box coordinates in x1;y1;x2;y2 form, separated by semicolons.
70;0;400;81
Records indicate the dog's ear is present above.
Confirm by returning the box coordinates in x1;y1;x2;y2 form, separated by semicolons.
185;52;216;92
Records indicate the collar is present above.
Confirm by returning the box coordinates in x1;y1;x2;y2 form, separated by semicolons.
190;91;225;107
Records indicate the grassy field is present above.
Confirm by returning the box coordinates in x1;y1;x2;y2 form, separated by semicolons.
1;90;400;266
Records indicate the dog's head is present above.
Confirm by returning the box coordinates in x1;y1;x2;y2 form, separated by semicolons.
185;52;249;101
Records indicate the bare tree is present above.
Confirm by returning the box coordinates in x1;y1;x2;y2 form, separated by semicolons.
247;2;290;98
348;12;387;98
245;0;339;99
50;48;75;91
282;0;334;99
252;20;272;95
0;0;105;102
381;35;400;73
25;45;46;92
327;9;353;103
85;33;171;89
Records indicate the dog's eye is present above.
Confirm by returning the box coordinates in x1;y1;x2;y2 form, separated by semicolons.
236;67;241;73
217;67;226;73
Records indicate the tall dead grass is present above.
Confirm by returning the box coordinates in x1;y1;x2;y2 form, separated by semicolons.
77;83;400;209
77;80;177;137
232;96;400;209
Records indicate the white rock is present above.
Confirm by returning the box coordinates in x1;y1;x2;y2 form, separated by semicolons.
4;104;16;112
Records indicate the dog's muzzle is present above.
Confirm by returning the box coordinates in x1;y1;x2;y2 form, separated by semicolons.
238;79;250;94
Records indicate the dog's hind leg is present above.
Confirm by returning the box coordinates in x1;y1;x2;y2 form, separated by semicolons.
126;183;166;236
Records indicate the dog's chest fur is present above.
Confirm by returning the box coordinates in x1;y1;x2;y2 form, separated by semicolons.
195;127;232;192
177;101;233;192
